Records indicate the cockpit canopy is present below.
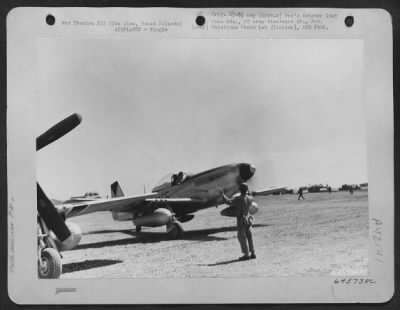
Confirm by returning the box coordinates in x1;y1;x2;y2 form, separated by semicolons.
171;171;189;185
152;171;191;192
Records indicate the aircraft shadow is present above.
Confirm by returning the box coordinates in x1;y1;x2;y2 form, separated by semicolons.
62;259;123;274
83;229;135;236
182;224;269;240
82;224;271;235
75;224;270;251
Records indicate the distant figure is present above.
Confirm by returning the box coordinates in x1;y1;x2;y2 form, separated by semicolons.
349;186;354;195
298;187;305;200
221;183;256;261
328;186;332;193
171;171;185;186
171;174;178;186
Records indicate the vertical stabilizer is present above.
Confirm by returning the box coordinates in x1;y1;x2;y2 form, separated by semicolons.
111;181;125;198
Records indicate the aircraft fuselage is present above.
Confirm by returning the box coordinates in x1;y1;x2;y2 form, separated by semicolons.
151;163;255;215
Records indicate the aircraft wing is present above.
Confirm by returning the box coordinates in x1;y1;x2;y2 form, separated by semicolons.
59;194;205;218
145;197;205;215
145;198;198;203
59;193;159;218
251;186;287;196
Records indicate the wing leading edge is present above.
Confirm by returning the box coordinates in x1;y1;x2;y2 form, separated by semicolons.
59;194;205;219
59;193;158;218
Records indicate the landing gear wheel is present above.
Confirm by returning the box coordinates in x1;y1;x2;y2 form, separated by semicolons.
136;226;142;233
168;222;184;239
38;248;62;279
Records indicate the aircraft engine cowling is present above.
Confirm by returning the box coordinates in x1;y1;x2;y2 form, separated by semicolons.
50;221;82;251
133;208;173;227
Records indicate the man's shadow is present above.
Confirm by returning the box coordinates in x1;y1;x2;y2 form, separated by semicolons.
199;259;244;266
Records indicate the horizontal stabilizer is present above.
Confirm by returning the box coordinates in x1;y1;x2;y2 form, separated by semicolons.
220;205;237;217
221;202;258;217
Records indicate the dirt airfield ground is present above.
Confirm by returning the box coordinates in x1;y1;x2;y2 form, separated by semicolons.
61;191;368;279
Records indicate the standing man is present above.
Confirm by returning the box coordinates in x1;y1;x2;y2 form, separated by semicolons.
298;187;305;200
220;183;256;261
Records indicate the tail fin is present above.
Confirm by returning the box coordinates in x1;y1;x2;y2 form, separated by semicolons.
111;181;125;198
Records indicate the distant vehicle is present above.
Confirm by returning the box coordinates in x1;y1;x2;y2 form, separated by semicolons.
339;184;361;191
307;184;331;193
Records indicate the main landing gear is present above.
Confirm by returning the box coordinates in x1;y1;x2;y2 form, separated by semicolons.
167;220;184;239
132;206;185;239
37;216;62;279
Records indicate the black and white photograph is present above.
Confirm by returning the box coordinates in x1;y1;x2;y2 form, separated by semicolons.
35;37;368;279
7;7;394;304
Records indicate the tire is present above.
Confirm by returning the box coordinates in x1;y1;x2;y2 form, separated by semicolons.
38;248;62;279
136;226;142;233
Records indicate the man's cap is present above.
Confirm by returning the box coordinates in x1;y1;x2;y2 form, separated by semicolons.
239;182;248;193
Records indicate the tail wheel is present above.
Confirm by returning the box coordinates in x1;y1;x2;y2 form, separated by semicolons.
38;248;62;279
168;222;184;239
136;226;142;233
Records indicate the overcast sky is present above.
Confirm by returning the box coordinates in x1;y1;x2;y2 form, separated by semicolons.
35;38;366;199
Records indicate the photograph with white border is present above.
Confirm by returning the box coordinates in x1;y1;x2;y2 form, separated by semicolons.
7;7;393;304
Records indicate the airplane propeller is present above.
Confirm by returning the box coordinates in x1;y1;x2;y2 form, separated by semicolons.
36;113;82;151
246;173;257;192
37;113;82;243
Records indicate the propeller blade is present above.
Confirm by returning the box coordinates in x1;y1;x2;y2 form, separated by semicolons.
37;183;71;242
246;174;257;192
36;113;82;151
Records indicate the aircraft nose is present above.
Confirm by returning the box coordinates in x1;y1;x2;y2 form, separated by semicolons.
239;163;256;181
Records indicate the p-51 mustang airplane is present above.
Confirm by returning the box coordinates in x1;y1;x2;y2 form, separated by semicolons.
37;114;285;263
54;163;286;251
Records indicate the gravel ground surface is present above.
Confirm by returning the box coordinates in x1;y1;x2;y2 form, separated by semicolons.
60;191;368;278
